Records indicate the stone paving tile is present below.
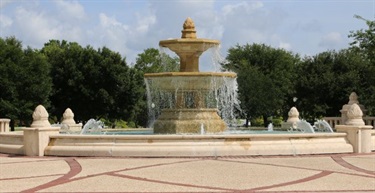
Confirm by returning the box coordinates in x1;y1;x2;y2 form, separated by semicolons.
74;158;195;178
342;154;375;172
0;157;60;164
225;156;366;175
265;172;375;192
0;176;63;193
0;159;69;179
119;159;318;190
40;175;221;192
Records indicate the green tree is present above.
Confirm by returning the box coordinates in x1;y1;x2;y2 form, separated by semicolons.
134;48;179;73
348;15;375;115
295;49;370;119
223;43;300;126
131;48;180;127
42;40;139;124
349;15;375;61
0;37;52;130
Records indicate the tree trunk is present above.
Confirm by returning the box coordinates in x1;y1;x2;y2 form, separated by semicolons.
10;119;15;131
245;118;249;127
263;115;268;127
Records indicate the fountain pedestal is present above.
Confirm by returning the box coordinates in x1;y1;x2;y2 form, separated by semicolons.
153;109;226;134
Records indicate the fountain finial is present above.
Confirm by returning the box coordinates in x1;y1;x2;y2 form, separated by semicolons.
181;17;196;39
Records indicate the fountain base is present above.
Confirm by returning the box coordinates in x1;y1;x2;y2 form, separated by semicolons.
153;108;226;134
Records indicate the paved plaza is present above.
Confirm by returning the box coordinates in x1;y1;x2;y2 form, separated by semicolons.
0;153;374;193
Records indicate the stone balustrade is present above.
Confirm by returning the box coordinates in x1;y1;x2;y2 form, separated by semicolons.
324;92;374;129
364;117;375;128
324;116;375;129
0;119;11;132
323;117;342;128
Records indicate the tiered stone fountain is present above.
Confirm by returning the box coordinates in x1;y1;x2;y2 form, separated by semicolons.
144;18;236;134
0;18;367;157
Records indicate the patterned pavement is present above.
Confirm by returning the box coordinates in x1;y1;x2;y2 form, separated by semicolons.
0;153;374;193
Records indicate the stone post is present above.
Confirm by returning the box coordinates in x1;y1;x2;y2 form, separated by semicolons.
336;103;373;153
281;107;300;130
30;105;51;128
340;92;367;124
23;105;58;156
22;127;59;156
61;108;82;132
0;118;11;132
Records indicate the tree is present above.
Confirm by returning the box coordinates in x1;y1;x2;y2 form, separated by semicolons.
349;15;375;61
42;40;139;124
134;48;179;73
348;15;375;115
222;43;300;126
132;48;180;127
0;37;52;130
295;49;370;120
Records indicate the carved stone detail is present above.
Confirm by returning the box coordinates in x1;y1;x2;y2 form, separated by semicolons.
181;17;197;39
30;105;51;128
345;103;365;126
61;108;76;125
340;92;367;124
287;107;300;123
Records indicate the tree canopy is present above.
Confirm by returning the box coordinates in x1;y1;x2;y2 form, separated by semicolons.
0;37;52;129
348;15;375;114
41;40;143;125
222;43;300;126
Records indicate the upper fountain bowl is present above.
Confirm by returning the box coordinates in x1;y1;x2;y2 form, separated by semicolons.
159;17;220;72
159;38;220;55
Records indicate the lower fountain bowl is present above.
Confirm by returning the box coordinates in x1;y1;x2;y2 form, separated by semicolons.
144;72;237;90
153;108;226;134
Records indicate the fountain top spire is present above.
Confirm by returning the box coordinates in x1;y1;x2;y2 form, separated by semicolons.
181;17;196;39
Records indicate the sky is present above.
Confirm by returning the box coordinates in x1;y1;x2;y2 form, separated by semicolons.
1;0;374;71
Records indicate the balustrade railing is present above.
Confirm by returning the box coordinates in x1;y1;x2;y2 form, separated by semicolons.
0;119;11;132
324;116;375;128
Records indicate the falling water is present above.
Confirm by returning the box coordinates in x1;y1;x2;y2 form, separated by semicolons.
209;45;225;72
145;75;241;129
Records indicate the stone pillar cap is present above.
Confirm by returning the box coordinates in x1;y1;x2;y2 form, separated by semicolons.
345;103;365;126
30;105;51;128
287;107;300;123
61;108;77;125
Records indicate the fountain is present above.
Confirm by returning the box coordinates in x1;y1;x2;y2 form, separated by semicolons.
144;17;237;134
0;18;365;157
80;119;104;134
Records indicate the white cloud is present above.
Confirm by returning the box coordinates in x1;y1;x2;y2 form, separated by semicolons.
99;13;127;29
14;6;62;46
279;42;292;50
0;14;12;28
319;32;343;48
135;13;156;34
54;0;86;21
299;19;322;32
219;0;288;52
222;1;263;16
0;0;13;9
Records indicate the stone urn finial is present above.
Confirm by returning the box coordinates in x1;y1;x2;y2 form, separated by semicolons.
287;107;300;123
61;108;76;125
348;92;359;105
181;17;197;39
345;103;365;126
30;105;51;128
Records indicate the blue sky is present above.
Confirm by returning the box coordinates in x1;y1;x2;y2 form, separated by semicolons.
1;0;374;71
